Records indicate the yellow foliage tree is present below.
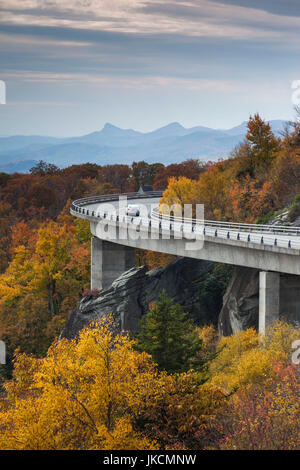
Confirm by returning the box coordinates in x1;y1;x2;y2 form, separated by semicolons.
0;317;228;450
0;317;159;450
209;322;300;394
160;176;196;212
159;166;233;221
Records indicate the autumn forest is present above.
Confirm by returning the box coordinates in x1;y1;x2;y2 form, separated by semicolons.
0;114;299;450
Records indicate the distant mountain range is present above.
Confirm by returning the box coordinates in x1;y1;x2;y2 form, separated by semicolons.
0;120;288;173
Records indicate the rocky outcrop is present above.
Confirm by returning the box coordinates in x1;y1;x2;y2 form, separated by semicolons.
218;267;259;336
60;257;220;340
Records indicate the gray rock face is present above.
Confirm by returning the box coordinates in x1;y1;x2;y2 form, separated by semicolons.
60;257;219;340
219;214;300;336
218;267;300;336
218;267;259;336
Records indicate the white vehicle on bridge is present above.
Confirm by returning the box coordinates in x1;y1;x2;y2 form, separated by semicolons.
126;204;140;216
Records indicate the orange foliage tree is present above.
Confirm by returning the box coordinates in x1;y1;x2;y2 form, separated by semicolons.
0;216;90;358
160;113;300;223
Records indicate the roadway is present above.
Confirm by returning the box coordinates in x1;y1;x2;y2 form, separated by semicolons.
70;192;300;275
76;195;300;250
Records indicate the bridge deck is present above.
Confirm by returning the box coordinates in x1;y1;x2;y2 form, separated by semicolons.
70;193;300;275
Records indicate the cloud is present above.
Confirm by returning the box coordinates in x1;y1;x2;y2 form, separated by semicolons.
6;100;75;106
1;69;291;99
212;0;300;18
1;0;300;42
0;0;297;136
1;70;234;88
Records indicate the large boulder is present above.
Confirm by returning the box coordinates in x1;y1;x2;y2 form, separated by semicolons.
60;257;219;340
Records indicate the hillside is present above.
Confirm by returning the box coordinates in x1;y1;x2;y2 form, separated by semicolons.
0;115;299;451
0;120;287;173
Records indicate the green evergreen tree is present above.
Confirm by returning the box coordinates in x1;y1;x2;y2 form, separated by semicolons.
137;291;204;374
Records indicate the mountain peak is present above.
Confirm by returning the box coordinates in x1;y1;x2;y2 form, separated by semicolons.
164;122;185;129
103;122;120;131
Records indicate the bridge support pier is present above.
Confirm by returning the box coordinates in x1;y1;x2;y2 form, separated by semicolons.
91;237;135;291
259;271;280;335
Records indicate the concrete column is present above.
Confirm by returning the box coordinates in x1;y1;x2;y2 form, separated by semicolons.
259;271;280;335
91;237;135;291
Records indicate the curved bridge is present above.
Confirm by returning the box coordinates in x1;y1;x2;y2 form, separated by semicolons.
70;192;300;334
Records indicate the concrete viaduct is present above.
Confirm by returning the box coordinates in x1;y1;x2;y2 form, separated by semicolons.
70;191;300;335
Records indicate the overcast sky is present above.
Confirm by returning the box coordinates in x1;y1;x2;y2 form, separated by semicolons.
0;0;300;136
